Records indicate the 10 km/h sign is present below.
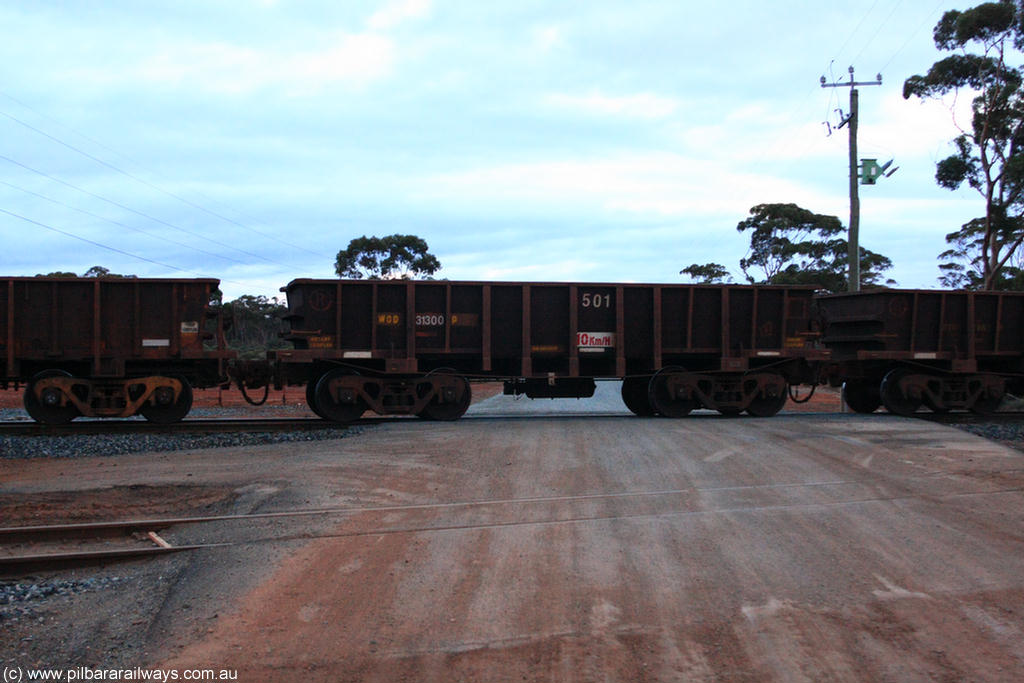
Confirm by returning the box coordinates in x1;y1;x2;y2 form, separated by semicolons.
577;332;614;350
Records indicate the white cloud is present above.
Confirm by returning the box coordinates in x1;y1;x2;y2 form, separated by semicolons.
416;152;831;219
367;0;432;31
862;92;975;160
289;34;396;90
531;25;564;52
129;34;396;94
544;90;680;119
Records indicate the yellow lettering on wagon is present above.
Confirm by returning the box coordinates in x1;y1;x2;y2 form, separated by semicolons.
451;313;479;327
308;335;335;349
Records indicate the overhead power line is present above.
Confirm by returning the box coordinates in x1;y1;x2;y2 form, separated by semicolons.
0;207;250;287
1;91;326;262
3;207;187;275
879;0;948;74
850;0;907;67
0;153;292;268
830;0;884;68
0;105;327;259
1;179;249;266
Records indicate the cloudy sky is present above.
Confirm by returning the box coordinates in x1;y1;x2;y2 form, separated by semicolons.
0;0;989;300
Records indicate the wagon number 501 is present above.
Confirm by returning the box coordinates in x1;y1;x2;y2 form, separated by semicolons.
581;293;612;308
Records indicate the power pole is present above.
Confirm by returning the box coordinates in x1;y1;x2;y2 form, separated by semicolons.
821;66;882;292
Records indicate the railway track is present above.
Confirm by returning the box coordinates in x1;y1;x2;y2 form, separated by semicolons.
0;483;912;577
918;410;1024;424
0;519;219;577
2;409;1023;436
0;416;346;436
7;457;1024;578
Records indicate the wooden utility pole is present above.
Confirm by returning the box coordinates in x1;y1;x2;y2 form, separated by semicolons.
821;66;881;292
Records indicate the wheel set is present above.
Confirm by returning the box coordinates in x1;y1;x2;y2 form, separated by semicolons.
621;370;790;418
843;368;1006;416
22;370;195;425
306;369;472;424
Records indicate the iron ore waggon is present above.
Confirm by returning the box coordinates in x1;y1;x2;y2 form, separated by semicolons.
817;288;1024;415
270;279;826;422
1;277;232;423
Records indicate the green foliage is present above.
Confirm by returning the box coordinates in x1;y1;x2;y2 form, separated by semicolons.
735;203;893;292
220;294;291;359
904;0;1024;289
35;266;137;278
335;234;441;280
681;204;894;292
680;263;732;284
938;215;1024;288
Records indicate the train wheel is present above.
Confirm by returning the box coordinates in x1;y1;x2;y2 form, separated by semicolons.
419;373;471;421
842;381;881;414
880;368;921;417
746;376;788;417
621;376;655;416
139;377;194;424
305;376;329;420
23;370;80;424
970;375;1004;415
648;369;696;418
315;369;367;424
922;393;950;414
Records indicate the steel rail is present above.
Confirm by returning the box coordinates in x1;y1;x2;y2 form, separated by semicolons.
7;475;1024;576
0;416;344;436
0;544;218;575
2;410;1023;437
918;411;1024;424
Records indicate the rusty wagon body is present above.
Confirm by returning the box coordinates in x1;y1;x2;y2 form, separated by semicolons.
1;277;232;423
268;279;826;422
817;288;1024;415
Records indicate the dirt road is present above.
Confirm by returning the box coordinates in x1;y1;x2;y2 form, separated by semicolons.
5;384;1024;680
163;387;1024;681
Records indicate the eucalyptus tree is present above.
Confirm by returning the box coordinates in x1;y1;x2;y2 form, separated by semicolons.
680;203;893;291
904;0;1024;289
736;203;893;292
335;234;441;280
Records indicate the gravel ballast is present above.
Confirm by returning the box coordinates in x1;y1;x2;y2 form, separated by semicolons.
1;577;126;624
0;426;366;459
953;421;1024;451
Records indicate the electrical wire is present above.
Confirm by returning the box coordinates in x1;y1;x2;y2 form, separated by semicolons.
0;104;327;260
830;0;884;69
1;91;328;262
0;206;251;287
878;0;949;75
0;179;249;266
762;2;953;186
0;153;291;267
850;0;908;68
2;207;189;275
